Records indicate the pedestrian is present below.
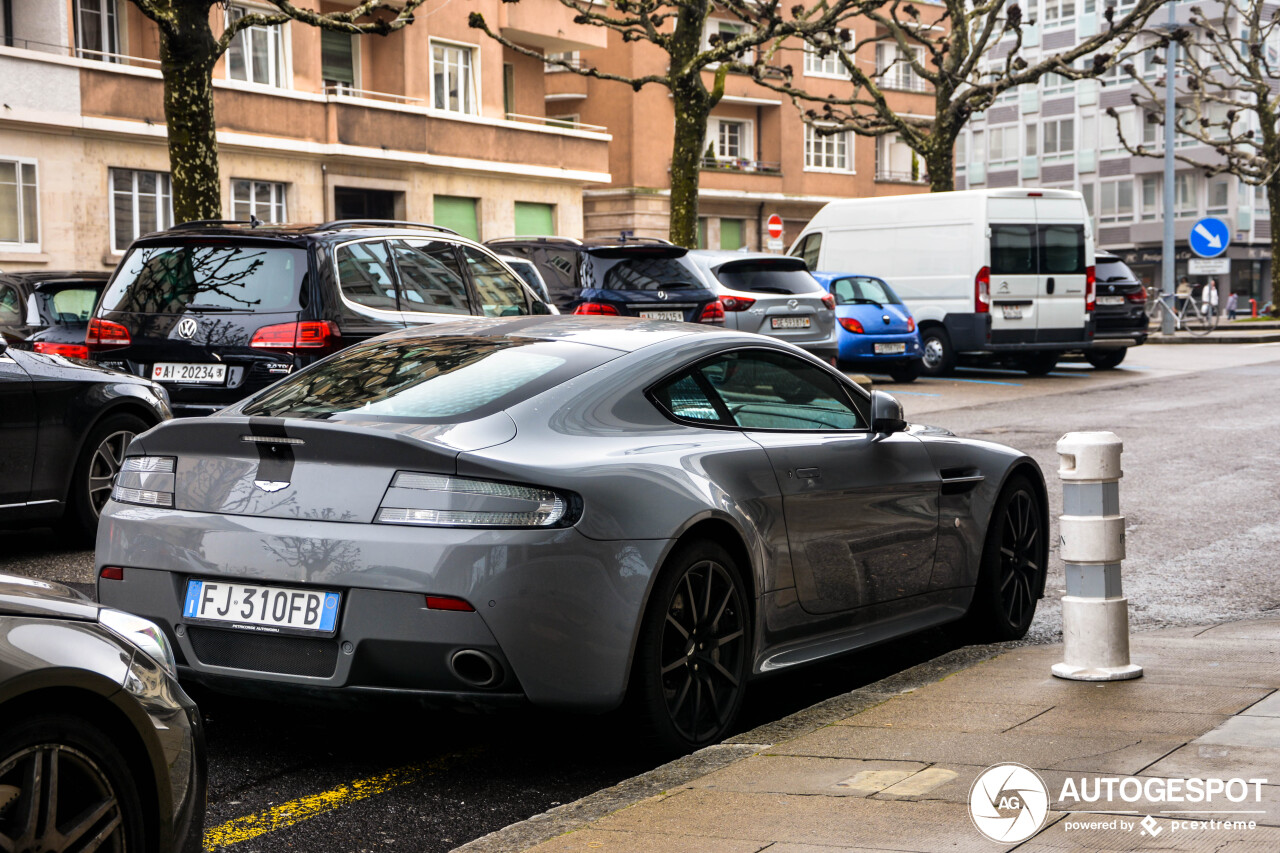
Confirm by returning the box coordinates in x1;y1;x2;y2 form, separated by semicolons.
1202;277;1220;320
1226;291;1239;321
1176;276;1191;311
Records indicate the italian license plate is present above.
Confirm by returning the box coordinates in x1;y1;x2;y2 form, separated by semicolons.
874;342;906;355
1001;305;1023;320
183;579;340;634
771;316;811;329
639;310;684;321
1097;295;1126;305
152;362;227;384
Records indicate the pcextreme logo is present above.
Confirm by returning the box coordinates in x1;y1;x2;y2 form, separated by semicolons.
968;763;1050;843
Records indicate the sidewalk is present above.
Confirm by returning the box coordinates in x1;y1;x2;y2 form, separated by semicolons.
460;616;1280;852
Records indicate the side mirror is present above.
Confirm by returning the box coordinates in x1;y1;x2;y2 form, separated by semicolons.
870;390;907;434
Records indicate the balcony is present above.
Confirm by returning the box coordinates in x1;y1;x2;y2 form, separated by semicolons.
700;157;782;175
875;169;929;184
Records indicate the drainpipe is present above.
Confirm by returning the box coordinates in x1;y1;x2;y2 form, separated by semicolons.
758;201;765;251
3;0;13;48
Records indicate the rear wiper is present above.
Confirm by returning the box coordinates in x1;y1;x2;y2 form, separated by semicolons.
848;297;884;307
749;287;793;294
183;303;254;312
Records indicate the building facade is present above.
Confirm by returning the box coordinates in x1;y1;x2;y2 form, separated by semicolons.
0;0;611;272
958;0;1273;309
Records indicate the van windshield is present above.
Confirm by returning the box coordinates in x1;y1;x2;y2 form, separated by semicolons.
101;243;306;314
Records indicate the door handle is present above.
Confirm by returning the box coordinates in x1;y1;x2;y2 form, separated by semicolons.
796;467;821;480
1046;277;1056;294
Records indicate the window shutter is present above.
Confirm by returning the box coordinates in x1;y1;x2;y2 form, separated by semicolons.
434;195;480;241
321;30;355;85
514;202;554;236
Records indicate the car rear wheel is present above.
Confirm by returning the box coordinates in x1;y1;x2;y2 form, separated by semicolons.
630;541;750;755
919;327;955;377
0;714;146;853
1019;353;1059;376
888;361;920;383
1085;348;1127;370
69;413;151;540
964;476;1047;642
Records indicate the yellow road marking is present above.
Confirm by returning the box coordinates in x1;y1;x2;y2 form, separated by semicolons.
204;750;477;850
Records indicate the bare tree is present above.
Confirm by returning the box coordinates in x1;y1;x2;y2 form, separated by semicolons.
125;0;427;223
748;0;1164;192
1106;0;1279;311
468;0;866;247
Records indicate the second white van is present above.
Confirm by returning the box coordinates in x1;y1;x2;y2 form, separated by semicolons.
790;188;1096;376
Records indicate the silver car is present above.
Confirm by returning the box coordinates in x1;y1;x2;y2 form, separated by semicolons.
686;251;838;364
97;317;1047;752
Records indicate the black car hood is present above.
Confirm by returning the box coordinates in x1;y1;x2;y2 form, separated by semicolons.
0;573;99;621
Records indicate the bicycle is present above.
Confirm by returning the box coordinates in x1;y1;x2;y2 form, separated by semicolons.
1145;292;1219;336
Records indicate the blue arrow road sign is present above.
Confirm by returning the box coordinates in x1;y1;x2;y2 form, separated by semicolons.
1189;217;1231;258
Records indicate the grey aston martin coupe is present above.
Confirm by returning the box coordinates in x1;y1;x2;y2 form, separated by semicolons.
96;316;1048;751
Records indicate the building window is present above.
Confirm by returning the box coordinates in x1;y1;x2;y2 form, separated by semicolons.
1025;124;1038;157
0;159;39;248
231;180;286;223
432;42;477;114
1140;176;1159;221
989;125;1019;166
709;119;752;161
804;125;853;172
74;0;119;62
1043;117;1074;161
544;51;579;72
1080;114;1096;151
1256;184;1270;218
321;30;356;93
1081;181;1095;218
804;44;843;78
703;19;748;52
227;6;288;87
955;133;968;173
1042;0;1077;27
1103;109;1136;153
1175;173;1197;218
877;44;926;92
877;135;923;182
1042;71;1074;98
1099;179;1133;224
1207;176;1229;217
111;168;173;252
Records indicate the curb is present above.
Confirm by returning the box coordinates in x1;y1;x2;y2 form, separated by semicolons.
452;643;1007;853
1145;332;1280;344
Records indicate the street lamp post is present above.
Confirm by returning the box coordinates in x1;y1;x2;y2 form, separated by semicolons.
1161;0;1177;335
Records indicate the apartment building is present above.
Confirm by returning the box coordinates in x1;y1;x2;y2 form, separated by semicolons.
0;0;611;271
959;0;1273;307
546;18;937;251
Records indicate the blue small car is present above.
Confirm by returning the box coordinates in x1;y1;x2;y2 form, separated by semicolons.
811;272;923;382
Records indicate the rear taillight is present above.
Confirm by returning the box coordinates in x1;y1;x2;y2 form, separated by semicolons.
821;293;835;311
99;567;125;581
975;267;991;314
425;596;475;612
1085;265;1097;313
87;317;131;350
699;301;725;324
33;342;91;359
111;456;175;508
376;471;576;528
719;296;755;312
907;317;916;333
251;321;340;354
573;302;619;316
839;317;865;334
1127;286;1148;303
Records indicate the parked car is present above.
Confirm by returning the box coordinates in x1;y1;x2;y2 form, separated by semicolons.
0;271;110;358
0;572;206;853
97;316;1048;754
790;189;1095;376
0;336;170;538
684;251;838;363
495;254;557;310
486;236;724;323
811;273;924;382
87;220;553;416
1082;252;1147;369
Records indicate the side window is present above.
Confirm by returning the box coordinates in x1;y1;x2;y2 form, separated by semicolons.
390;239;471;316
830;277;855;305
0;283;21;325
698;350;865;431
793;233;822;270
461;246;530;317
335;241;398;312
650;371;726;424
990;225;1037;275
1039;224;1086;274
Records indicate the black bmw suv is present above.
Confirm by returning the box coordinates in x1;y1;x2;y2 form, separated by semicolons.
89;220;551;415
1084;252;1148;369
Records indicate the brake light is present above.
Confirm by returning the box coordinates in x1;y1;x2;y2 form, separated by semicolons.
719;295;756;312
425;596;475;612
699;301;725;324
86;317;131;350
250;321;340;353
820;293;835;311
1127;286;1148;303
100;567;125;581
839;317;865;334
1085;264;1096;313
907;316;916;333
34;341;91;359
975;267;991;314
573;302;619;315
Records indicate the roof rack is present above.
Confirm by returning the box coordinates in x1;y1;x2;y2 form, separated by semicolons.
318;219;459;236
486;235;583;245
168;219;263;231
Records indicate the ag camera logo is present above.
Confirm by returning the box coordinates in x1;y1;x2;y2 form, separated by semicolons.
969;763;1050;843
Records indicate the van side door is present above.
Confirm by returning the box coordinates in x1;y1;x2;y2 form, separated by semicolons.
988;224;1040;343
1034;210;1088;339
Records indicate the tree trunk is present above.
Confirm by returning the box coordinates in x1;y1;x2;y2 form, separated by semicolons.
160;13;221;224
669;85;711;248
924;141;955;193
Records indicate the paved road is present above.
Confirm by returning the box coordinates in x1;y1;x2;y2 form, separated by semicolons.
3;343;1278;852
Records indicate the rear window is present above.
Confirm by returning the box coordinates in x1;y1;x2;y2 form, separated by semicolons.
586;256;703;291
829;276;901;306
241;336;616;423
31;287;101;325
101;243;306;315
714;261;823;295
1096;257;1137;283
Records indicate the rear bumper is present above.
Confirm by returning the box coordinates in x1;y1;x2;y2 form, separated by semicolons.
944;312;1096;353
837;332;922;364
96;504;668;712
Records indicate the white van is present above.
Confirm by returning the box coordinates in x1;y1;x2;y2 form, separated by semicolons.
789;188;1095;376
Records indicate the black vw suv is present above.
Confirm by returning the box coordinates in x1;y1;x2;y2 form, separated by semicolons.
89;220;552;415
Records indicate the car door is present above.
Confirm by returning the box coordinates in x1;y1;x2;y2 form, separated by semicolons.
0;346;36;512
1035;217;1088;338
333;239;408;338
388;238;474;325
696;348;939;615
458;245;536;317
988;223;1039;341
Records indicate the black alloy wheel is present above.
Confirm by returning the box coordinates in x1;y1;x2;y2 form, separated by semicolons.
69;414;151;539
965;476;1046;642
1085;348;1127;370
632;541;750;754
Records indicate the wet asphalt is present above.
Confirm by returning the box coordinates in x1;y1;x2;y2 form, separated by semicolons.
3;344;1279;852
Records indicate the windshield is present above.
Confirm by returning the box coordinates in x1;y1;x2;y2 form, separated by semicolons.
584;256;703;291
715;262;823;295
241;336;616;422
101;243;306;314
28;286;101;326
829;276;901;306
1096;258;1138;283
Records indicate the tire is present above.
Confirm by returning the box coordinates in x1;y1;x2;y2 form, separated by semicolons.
629;540;751;755
1084;348;1127;370
0;713;147;853
964;476;1047;642
888;360;920;383
919;327;956;377
1020;353;1058;376
68;413;151;541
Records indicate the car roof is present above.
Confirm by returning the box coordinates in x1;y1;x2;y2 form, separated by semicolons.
0;270;110;287
127;219;479;247
809;271;887;284
370;314;746;353
487;235;681;253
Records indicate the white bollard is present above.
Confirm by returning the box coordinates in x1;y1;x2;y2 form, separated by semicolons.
1051;432;1143;682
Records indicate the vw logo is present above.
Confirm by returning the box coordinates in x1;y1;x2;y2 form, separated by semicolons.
787;299;798;310
656;291;669;300
177;318;199;339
